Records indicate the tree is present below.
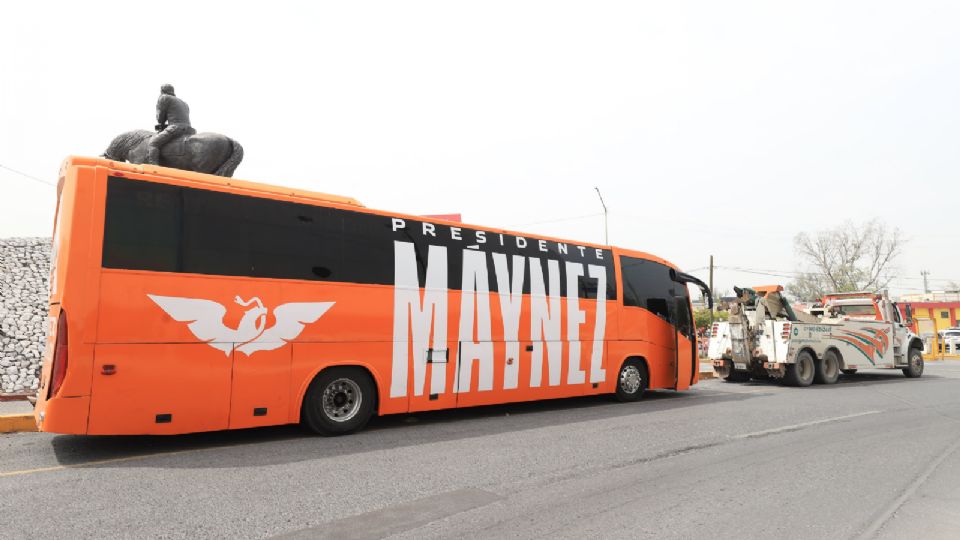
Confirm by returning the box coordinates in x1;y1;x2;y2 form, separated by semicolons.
788;219;903;302
694;307;727;330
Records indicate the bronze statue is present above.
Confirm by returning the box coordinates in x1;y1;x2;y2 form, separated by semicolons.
149;84;195;165
102;84;243;177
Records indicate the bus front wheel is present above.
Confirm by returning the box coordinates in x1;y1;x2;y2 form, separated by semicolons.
302;367;376;435
614;360;648;402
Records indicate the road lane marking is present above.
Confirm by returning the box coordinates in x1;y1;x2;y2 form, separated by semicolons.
0;448;204;479
731;410;883;440
271;488;502;539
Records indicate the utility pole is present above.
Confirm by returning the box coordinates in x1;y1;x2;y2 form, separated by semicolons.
709;255;715;323
921;270;930;294
594;187;608;245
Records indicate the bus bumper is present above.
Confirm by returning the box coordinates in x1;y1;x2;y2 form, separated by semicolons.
35;395;89;435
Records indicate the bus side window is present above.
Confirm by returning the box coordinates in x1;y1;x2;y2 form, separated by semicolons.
619;255;673;321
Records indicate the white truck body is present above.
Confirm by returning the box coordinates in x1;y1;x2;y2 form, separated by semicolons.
710;289;924;385
770;318;914;374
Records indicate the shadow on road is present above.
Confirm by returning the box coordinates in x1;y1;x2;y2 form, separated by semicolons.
713;371;946;390
48;387;766;470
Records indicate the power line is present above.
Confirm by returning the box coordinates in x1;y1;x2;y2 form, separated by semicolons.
0;163;55;187
685;265;950;292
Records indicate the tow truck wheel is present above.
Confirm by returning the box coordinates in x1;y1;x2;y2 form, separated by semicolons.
784;351;815;387
903;348;924;378
814;350;840;385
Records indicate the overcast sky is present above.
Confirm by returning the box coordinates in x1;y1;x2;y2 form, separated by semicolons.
2;1;958;297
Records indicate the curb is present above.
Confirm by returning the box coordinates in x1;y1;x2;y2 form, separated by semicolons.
698;370;717;381
0;414;37;434
0;393;36;402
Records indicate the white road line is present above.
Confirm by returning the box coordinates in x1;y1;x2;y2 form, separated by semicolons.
731;410;883;440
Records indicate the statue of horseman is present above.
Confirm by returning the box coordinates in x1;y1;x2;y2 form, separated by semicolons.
149;84;196;166
102;83;243;177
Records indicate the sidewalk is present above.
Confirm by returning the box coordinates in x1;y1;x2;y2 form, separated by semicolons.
0;399;36;434
699;362;716;380
0;400;33;415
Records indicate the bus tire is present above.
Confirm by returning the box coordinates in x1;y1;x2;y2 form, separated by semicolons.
301;367;376;435
815;350;840;385
615;360;647;402
903;348;924;378
841;369;857;376
784;351;815;387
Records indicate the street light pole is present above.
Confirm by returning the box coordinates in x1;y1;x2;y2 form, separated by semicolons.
594;187;608;245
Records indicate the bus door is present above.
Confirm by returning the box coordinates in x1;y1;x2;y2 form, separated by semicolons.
670;270;711;389
673;296;696;390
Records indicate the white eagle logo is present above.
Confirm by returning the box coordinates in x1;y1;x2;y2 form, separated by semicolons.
147;294;334;356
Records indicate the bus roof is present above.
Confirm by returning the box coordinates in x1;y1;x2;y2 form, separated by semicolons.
60;156;365;208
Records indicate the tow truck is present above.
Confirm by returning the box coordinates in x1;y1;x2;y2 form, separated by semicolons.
709;285;813;382
710;289;924;386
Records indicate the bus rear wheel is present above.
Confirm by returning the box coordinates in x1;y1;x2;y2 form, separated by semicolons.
614;360;647;402
302;367;375;435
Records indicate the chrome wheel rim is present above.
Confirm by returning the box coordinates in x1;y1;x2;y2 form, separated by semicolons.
322;378;362;423
912;353;923;374
620;365;642;394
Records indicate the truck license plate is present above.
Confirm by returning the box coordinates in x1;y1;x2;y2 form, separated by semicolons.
735;363;747;370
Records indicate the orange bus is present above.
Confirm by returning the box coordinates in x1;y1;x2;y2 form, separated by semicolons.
35;157;710;435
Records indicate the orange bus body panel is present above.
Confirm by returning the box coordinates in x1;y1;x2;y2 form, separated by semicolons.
36;157;699;435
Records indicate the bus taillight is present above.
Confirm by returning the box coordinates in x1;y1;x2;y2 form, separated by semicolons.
48;313;68;399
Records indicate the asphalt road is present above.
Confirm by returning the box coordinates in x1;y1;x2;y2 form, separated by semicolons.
3;363;960;540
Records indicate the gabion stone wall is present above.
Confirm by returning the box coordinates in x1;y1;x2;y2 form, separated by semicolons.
0;238;50;395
